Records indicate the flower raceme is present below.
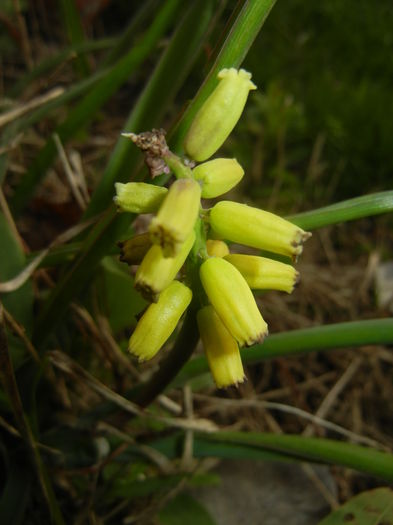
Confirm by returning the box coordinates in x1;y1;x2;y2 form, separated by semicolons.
117;67;311;387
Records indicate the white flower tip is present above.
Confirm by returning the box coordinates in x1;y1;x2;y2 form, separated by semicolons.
217;67;257;89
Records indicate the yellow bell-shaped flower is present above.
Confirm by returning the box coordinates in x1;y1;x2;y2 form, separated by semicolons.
184;68;256;161
206;239;230;258
199;257;267;347
197;305;245;388
114;182;167;214
128;281;192;361
225;254;299;293
192;158;244;198
118;233;152;266
135;231;195;301
209;201;311;259
150;178;201;257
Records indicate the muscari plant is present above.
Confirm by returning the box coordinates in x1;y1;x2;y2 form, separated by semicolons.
115;68;311;388
2;2;393;523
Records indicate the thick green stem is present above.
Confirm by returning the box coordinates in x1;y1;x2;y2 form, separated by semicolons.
164;152;193;179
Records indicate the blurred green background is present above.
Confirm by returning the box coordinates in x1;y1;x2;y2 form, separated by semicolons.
241;0;393;207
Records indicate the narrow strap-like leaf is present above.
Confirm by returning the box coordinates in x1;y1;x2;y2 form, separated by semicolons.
288;190;393;230
173;318;393;387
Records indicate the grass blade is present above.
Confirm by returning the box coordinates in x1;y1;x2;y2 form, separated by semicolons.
58;0;90;76
11;2;158;98
288;190;393;230
8;38;115;98
151;431;296;463
10;0;182;215
196;431;393;482
101;0;160;67
84;0;213;218
0;213;33;334
173;318;393;387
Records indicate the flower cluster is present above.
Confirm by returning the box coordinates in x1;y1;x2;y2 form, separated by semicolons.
116;68;311;388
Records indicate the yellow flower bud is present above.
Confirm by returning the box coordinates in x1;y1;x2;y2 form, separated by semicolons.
184;68;257;161
114;182;167;214
118;233;152;265
150;178;201;257
209;201;311;259
192;158;244;198
128;281;192;361
225;254;299;293
197;305;245;388
206;239;230;258
199;257;267;347
135;231;195;301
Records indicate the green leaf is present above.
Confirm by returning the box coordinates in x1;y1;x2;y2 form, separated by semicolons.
317;487;393;525
196;432;393;483
288;190;393;230
58;0;90;77
0;213;33;334
159;493;217;525
8;38;115;98
98;257;146;333
173;318;393;388
150;432;292;464
150;430;393;482
101;0;160;67
192;439;294;463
